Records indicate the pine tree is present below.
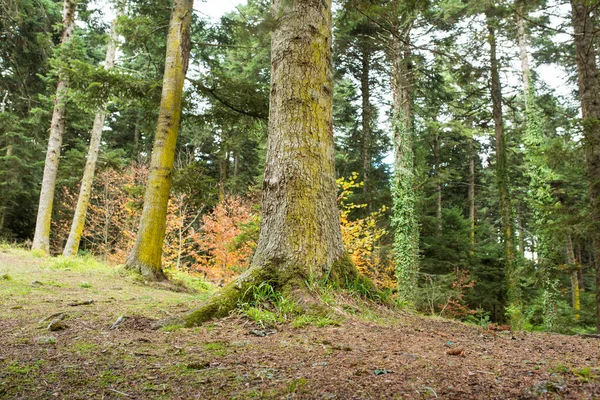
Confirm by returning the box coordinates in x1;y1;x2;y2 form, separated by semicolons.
31;0;77;254
570;0;600;331
180;0;362;326
124;0;193;280
63;6;122;257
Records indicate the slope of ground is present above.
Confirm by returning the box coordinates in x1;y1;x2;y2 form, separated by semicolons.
0;248;598;399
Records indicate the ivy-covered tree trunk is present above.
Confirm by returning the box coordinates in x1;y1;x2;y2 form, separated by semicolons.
181;0;352;326
31;0;76;254
63;10;120;257
391;18;419;305
124;0;193;280
486;9;520;327
570;0;600;331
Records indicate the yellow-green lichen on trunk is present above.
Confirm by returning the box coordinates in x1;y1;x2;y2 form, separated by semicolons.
169;0;367;327
124;0;193;280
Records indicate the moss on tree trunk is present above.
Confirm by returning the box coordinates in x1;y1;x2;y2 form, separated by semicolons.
124;0;193;280
178;0;361;326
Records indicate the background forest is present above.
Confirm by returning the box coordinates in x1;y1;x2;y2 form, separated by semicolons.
1;0;598;334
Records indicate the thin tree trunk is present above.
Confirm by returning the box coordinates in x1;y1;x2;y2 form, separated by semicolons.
517;204;525;257
233;150;239;179
218;146;229;201
516;0;531;102
31;0;76;254
571;0;600;332
181;0;355;326
361;47;371;195
63;10;120;257
469;136;476;254
124;0;193;280
566;234;581;320
577;245;585;292
433;121;442;234
391;16;419;305
487;8;519;327
0;144;13;232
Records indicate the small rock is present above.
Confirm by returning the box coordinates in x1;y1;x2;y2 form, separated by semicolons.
446;347;465;357
48;320;68;331
110;315;127;330
187;360;210;370
37;335;57;344
41;312;67;323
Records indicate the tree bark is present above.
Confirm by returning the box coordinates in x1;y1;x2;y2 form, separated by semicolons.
469;136;476;254
180;0;356;326
124;0;193;280
486;8;520;327
63;10;121;257
391;16;419;305
517;203;525;257
433;120;442;234
566;234;581;320
515;0;531;102
31;0;76;254
360;47;371;195
570;0;600;331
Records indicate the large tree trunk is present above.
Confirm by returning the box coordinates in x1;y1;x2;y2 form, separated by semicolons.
391;17;419;305
31;0;76;254
486;9;520;327
180;0;355;326
124;0;193;280
570;0;600;332
63;10;120;257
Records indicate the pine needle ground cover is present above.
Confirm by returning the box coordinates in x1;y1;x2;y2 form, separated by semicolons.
1;249;599;399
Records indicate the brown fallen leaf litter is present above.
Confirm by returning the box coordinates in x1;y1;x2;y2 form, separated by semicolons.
1;249;599;399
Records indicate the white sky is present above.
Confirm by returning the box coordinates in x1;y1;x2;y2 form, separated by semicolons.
195;0;243;21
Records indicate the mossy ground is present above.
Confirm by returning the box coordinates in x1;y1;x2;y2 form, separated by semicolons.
1;248;599;399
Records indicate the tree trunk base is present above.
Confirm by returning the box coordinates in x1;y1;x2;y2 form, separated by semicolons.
124;259;167;282
153;253;379;329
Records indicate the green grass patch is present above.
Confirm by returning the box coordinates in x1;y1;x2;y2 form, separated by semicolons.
244;307;280;328
202;341;229;356
167;270;214;293
72;341;98;353
292;314;341;328
45;255;110;273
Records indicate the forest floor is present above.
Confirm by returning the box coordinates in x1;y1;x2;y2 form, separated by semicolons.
1;248;599;399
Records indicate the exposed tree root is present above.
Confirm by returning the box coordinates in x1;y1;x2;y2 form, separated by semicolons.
153;253;383;329
124;259;167;282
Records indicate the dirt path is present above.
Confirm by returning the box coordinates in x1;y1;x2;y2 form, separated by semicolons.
1;249;599;399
